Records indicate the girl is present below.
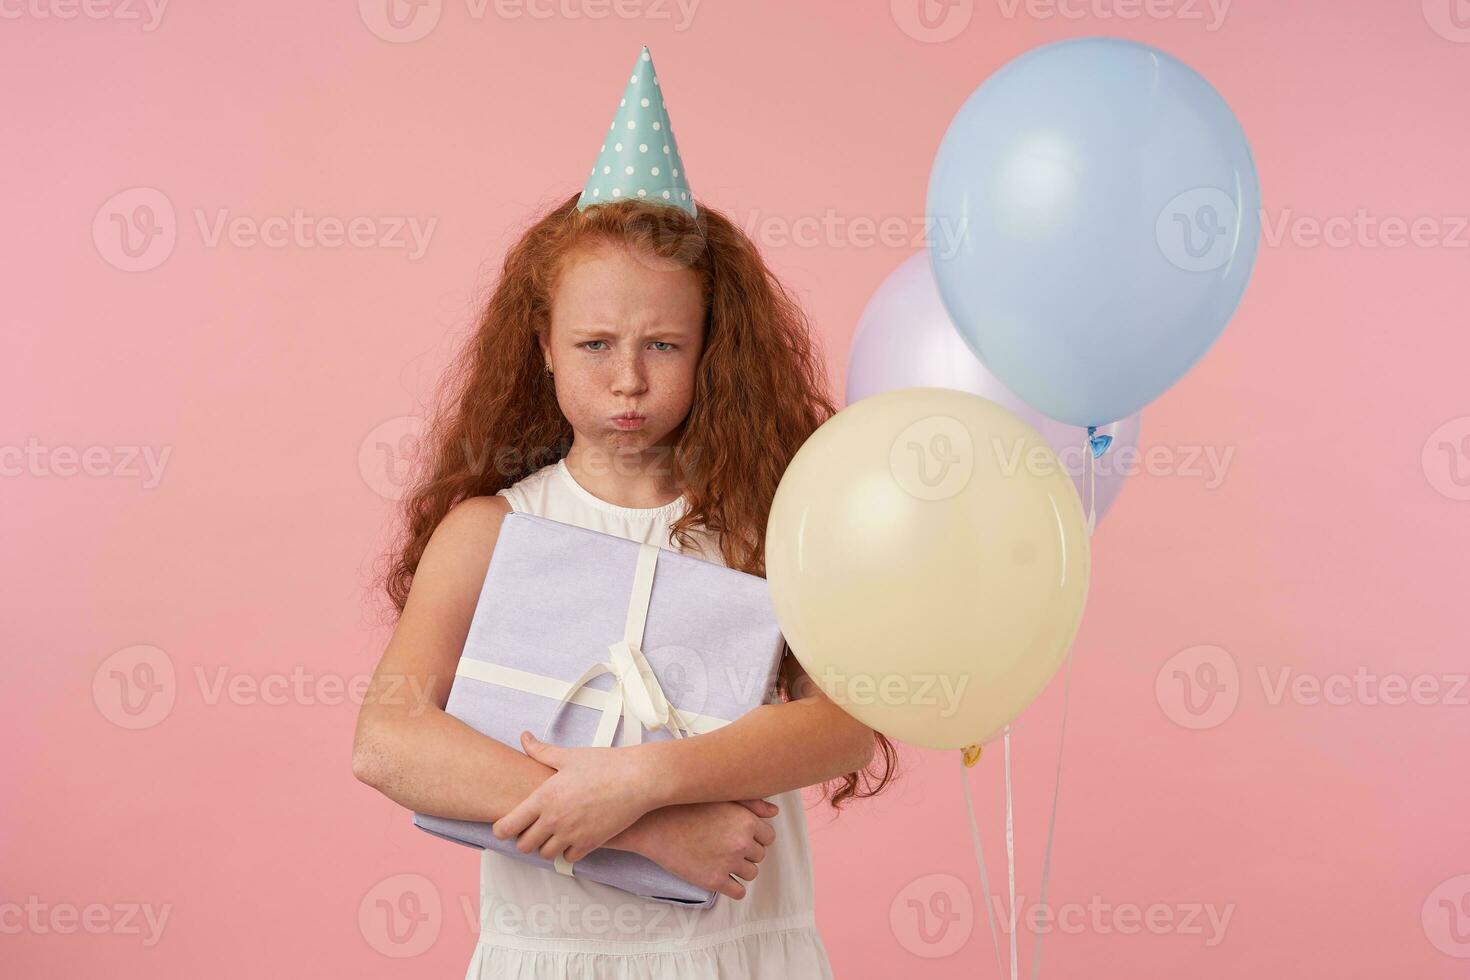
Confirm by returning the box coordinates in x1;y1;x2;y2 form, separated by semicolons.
354;47;896;979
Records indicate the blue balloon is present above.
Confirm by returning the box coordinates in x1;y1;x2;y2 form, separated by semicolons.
926;38;1260;428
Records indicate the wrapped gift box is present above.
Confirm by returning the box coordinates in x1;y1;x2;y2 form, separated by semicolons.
413;511;787;908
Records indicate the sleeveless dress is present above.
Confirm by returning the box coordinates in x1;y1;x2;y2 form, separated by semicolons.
464;457;833;979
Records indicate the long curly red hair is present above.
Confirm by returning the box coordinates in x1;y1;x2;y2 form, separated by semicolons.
378;192;897;810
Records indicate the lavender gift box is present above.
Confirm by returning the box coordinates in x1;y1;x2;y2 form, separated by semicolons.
413;511;786;908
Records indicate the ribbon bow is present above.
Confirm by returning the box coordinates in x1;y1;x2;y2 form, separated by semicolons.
540;636;692;749
534;539;694;876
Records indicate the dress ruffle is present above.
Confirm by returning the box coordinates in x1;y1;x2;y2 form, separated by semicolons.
464;921;832;980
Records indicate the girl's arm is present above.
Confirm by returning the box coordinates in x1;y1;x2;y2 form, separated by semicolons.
640;656;877;806
493;653;877;859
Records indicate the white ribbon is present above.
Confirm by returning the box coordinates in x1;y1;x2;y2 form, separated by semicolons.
452;539;730;877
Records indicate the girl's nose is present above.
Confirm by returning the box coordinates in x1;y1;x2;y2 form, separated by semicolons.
612;355;648;396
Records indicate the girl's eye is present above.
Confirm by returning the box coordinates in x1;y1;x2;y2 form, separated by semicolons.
580;341;676;352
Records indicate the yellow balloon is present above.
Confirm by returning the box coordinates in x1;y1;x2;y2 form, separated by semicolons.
766;387;1091;750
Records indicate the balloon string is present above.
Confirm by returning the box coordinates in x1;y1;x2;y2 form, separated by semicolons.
1084;428;1097;535
1084;424;1114;535
1026;423;1098;977
1004;726;1018;980
1029;647;1076;980
960;754;1005;978
963;427;1098;979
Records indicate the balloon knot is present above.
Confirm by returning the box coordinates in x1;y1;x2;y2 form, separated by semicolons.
1086;426;1113;459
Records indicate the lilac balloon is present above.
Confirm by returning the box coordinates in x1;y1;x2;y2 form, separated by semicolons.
845;252;1141;525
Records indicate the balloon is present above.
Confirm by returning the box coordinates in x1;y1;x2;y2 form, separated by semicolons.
846;251;1142;526
765;387;1090;749
926;37;1261;427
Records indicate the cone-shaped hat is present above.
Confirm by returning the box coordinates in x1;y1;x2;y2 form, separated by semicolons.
578;45;696;217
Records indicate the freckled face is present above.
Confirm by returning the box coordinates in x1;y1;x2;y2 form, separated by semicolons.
543;243;706;458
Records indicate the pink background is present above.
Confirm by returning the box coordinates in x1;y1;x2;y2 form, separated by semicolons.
5;1;1469;977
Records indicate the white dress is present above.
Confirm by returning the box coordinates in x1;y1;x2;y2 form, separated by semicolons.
464;458;833;979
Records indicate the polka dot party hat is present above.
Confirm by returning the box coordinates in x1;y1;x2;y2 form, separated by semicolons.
577;45;696;217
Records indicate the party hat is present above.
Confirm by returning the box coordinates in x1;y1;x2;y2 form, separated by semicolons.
577;45;696;217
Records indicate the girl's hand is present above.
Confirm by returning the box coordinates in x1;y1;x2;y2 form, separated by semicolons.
618;799;780;901
491;731;661;863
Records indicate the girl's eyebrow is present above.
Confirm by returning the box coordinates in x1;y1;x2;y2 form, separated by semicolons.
570;326;693;341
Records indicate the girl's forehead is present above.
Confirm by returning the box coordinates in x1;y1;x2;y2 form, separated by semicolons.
557;239;682;279
550;245;704;326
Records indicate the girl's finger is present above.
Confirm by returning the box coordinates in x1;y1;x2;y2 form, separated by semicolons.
735;859;759;881
492;800;537;840
743;841;767;864
718;874;747;900
515;815;555;855
539;834;570;862
753;821;776;847
738;798;778;817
